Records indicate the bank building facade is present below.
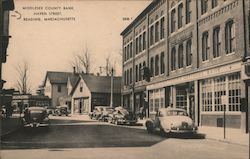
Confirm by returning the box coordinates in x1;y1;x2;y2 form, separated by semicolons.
121;0;250;133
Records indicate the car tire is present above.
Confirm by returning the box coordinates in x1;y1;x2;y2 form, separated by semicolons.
114;119;118;125
146;122;154;133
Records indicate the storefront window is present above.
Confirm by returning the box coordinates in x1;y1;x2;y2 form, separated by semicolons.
228;73;241;111
176;89;187;110
149;88;165;113
201;73;241;112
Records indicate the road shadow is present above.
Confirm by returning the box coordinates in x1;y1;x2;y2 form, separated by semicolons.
153;131;206;139
1;125;166;149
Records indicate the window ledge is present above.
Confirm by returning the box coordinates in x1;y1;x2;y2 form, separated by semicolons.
225;51;236;56
202;60;209;64
213;56;221;60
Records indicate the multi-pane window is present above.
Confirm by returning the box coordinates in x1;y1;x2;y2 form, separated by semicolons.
201;73;241;112
176;89;187;110
201;0;208;15
124;46;127;61
155;22;159;43
202;31;209;61
130;42;133;58
178;44;184;68
150;57;154;77
127;70;129;85
213;26;221;58
160;52;165;74
160;17;165;39
171;47;176;71
135;65;138;82
228;73;241;111
150;26;154;46
142;61;146;80
143;32;146;50
214;76;226;111
126;70;129;85
201;79;213;112
139;63;142;81
178;3;183;29
186;39;192;66
124;70;127;85
155;55;159;76
212;0;218;8
139;35;142;53
225;20;235;54
126;45;130;60
171;9;176;33
135;38;139;55
186;0;191;24
129;68;132;84
149;88;165;113
126;45;129;60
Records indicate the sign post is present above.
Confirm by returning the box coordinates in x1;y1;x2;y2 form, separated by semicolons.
221;95;227;139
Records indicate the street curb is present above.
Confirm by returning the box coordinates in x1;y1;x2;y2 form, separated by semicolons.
204;137;249;147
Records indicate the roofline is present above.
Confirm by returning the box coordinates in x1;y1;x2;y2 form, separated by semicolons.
120;0;160;36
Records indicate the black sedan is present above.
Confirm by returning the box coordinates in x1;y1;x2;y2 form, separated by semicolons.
22;106;49;128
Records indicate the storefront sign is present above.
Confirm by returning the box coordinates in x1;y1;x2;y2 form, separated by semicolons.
147;62;241;90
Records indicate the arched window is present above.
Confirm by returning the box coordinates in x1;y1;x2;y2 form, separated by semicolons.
155;55;159;76
178;44;184;68
171;47;176;71
225;19;235;54
171;9;176;33
202;31;209;61
160;52;165;74
150;57;154;76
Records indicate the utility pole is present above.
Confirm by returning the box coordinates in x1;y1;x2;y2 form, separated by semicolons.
110;67;114;108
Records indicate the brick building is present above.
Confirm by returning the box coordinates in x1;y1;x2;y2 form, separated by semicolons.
121;0;250;133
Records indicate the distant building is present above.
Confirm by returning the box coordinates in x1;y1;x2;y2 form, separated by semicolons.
121;0;250;133
42;71;79;111
12;94;50;113
70;74;121;114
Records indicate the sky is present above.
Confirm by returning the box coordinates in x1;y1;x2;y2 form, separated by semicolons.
3;0;152;93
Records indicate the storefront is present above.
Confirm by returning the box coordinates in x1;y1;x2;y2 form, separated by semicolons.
200;72;242;128
147;61;247;131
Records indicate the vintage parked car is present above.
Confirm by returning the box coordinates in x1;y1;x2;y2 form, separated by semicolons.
99;107;114;122
89;106;106;120
109;106;137;125
53;105;69;116
22;106;49;128
145;108;197;134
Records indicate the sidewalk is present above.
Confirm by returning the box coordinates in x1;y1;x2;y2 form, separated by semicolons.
0;114;23;137
138;119;249;146
198;126;249;146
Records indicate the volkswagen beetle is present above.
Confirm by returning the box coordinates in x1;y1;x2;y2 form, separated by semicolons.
145;108;197;134
22;106;49;128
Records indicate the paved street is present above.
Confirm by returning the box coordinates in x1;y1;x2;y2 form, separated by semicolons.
1;116;249;159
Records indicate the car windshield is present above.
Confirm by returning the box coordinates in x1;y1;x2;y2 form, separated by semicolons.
167;110;188;116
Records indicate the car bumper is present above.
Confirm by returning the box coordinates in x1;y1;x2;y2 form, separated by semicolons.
117;119;137;124
23;117;49;127
164;126;198;133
